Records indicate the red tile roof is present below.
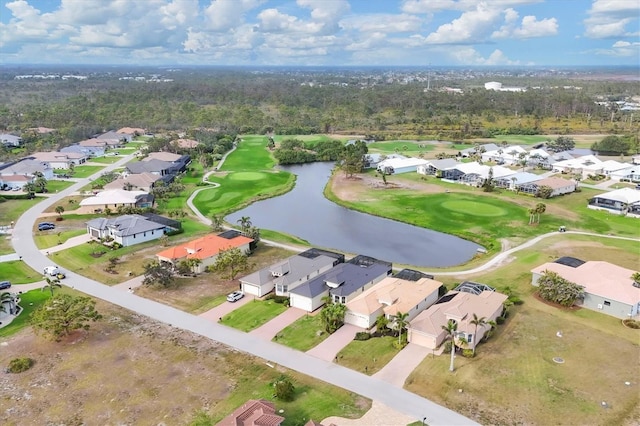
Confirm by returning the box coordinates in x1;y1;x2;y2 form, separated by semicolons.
156;234;253;261
216;399;284;426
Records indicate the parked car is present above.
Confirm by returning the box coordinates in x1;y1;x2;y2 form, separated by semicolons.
38;222;56;231
226;291;244;303
43;266;61;276
0;280;11;290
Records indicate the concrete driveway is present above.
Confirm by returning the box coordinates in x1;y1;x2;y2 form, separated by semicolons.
199;294;253;322
373;343;431;387
250;307;307;340
306;323;361;362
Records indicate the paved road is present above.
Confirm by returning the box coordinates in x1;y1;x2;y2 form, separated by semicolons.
10;156;479;425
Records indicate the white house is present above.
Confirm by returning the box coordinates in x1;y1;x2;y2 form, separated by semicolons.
417;159;458;176
609;165;640;182
377;157;429;175
86;214;168;247
588;187;640;216
78;189;153;213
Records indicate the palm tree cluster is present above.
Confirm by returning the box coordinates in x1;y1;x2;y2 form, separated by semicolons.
537;270;585;307
528;202;546;225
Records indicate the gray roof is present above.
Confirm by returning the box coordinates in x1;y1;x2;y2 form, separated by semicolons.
86;214;165;237
0;159;49;175
426;158;458;169
127;159;173;174
96;131;124;140
240;254;336;287
495;172;540;184
460;143;499;155
289;261;391;299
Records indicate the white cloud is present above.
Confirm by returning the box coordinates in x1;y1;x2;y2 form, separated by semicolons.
402;0;541;13
204;0;265;32
593;39;640;57
446;46;521;65
256;0;349;35
584;0;639;38
424;3;503;44
493;11;558;39
340;14;423;33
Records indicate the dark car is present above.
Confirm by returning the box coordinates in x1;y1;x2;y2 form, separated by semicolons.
38;222;56;231
0;281;11;290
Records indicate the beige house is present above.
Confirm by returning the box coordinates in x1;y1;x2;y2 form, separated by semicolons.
78;189;153;213
30;151;87;169
408;289;507;351
144;152;182;162
344;276;442;329
104;172;162;192
531;260;640;319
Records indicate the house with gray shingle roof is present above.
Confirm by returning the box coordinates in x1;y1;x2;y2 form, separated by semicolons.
289;257;392;312
126;159;174;176
86;214;171;247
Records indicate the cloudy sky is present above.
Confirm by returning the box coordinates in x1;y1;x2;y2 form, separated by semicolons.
1;0;638;66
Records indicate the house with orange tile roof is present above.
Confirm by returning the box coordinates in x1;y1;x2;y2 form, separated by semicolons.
156;233;253;273
531;260;640;319
117;127;145;136
408;283;507;351
172;138;200;149
344;275;442;329
216;399;284;426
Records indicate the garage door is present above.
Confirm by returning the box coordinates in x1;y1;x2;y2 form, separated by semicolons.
344;311;369;329
242;282;261;297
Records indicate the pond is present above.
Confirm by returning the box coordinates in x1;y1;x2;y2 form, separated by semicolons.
226;162;481;267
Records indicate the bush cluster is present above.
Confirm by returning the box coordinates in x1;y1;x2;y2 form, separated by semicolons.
354;332;371;341
8;357;34;373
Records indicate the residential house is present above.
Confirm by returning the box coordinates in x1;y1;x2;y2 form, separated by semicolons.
517;177;577;197
363;153;405;169
126;159;174;176
0;159;54;189
78;189;154;213
526;148;552;168
344;275;443;329
588;187;640;216
289;255;392;312
217;399;329;426
441;162;514;186
376;157;429;175
494;172;540;190
609;165;640;183
172;138;200;149
600;160;635;177
60;144;105;158
240;249;343;297
416;158;458;176
552;154;603;179
632;154;640;165
97;130;130;143
481;145;527;165
117;127;145;137
104;172;163;192
0;174;32;191
0;133;21;148
156;233;253;273
531;260;640;319
145;152;183;162
86;214;174;247
458;143;499;158
408;283;507;351
78;138;111;151
30;151;87;169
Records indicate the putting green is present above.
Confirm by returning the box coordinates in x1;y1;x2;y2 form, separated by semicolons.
440;200;508;217
229;172;267;181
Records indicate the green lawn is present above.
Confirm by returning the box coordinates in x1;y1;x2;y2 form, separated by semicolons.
34;229;85;249
69;165;106;178
88;156;122;164
220;299;288;332
273;314;329;351
0;260;42;284
368;140;435;155
0;290;52;338
208;360;369;425
336;336;401;375
45;180;75;193
260;229;310;247
0;198;43;224
192;135;296;217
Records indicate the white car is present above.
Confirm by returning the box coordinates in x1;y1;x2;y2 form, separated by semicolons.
226;291;244;303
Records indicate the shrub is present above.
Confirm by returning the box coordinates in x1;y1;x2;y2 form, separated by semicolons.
392;337;408;350
496;316;506;325
623;319;640;329
443;340;452;353
462;349;475;358
273;375;295;402
272;295;289;304
354;332;371;341
8;357;34;373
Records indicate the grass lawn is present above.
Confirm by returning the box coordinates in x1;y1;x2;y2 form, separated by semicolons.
34;228;85;249
404;235;640;425
42;196;83;213
0;261;42;284
260;229;310;247
336;336;401;375
69;165;105;178
45;180;75;193
0;289;53;338
0;198;43;224
220;299;288;332
273;314;329;351
88;156;122;164
192;135;296;217
0;235;12;255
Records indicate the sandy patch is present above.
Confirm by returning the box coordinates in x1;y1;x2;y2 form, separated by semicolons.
331;172;446;202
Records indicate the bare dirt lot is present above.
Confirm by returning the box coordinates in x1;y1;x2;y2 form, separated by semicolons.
0;301;368;425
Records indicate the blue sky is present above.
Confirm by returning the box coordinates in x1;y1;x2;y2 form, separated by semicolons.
0;0;638;66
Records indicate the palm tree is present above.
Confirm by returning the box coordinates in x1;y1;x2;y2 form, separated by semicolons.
42;276;62;297
237;216;252;234
528;207;536;225
535;203;546;224
469;314;487;355
631;272;640;288
483;320;497;341
441;319;458;372
394;312;409;345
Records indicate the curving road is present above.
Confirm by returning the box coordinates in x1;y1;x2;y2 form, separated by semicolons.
10;154;479;426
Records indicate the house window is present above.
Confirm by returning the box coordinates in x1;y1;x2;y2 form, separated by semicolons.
604;301;611;306
143;232;146;237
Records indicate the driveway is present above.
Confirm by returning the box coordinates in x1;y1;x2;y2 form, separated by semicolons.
199;295;253;322
41;233;91;255
322;400;415;426
306;323;361;362
250;307;306;340
373;343;431;387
